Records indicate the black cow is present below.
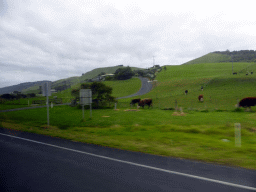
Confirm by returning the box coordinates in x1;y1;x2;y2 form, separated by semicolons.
238;97;256;109
233;72;237;75
185;90;188;95
130;98;141;106
138;98;152;109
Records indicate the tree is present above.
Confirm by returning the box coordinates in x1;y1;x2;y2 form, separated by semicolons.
71;82;116;108
98;72;106;76
71;88;80;100
0;94;15;100
27;93;36;98
114;66;134;80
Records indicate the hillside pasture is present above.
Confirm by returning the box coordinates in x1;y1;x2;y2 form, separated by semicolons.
131;62;256;111
2;61;256;169
52;77;141;103
183;53;231;65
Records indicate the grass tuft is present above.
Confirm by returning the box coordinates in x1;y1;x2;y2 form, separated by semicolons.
233;108;244;112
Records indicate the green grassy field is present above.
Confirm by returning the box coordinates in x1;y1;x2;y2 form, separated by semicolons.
0;96;49;110
50;77;141;103
1;105;256;169
121;62;256;111
1;61;256;169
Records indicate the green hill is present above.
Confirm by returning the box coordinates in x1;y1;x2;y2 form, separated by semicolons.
53;77;142;103
18;66;143;95
51;66;143;90
183;53;231;65
120;61;256;111
184;50;256;65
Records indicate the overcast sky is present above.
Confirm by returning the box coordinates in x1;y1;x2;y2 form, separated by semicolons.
1;0;256;88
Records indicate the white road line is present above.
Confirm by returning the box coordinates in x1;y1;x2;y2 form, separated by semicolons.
0;132;255;191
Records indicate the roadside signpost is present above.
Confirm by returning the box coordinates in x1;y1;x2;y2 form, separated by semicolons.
42;82;51;97
235;123;241;147
42;82;51;127
80;89;92;119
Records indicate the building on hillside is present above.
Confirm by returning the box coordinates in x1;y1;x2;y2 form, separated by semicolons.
51;89;57;93
12;91;21;95
101;74;115;81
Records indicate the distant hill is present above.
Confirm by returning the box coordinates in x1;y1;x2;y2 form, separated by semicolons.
78;66;142;82
183;53;231;65
4;49;255;95
184;50;256;65
51;66;143;90
213;50;256;62
0;66;143;95
0;81;50;95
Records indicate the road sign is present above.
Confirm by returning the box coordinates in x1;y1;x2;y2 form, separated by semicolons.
80;89;92;105
42;82;51;96
80;89;92;119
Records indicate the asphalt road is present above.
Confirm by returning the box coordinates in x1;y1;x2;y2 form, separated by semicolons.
117;77;153;99
0;128;255;192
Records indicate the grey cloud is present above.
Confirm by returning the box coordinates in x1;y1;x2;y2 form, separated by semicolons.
1;0;256;88
0;0;8;16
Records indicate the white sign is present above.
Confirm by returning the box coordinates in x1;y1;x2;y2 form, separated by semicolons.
80;89;92;105
42;82;51;96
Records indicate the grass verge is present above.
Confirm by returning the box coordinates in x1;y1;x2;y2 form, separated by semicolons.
1;105;256;170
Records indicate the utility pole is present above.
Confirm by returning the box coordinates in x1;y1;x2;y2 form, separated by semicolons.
153;56;155;67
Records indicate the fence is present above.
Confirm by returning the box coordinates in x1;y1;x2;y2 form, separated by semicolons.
32;98;63;105
32;100;46;104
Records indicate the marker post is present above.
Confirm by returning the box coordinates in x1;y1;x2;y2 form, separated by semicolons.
43;82;51;128
235;123;241;147
46;82;50;127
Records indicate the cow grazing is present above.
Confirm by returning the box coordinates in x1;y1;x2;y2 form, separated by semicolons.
233;72;237;75
138;98;153;109
238;97;256;109
130;98;141;106
185;90;188;95
198;95;204;102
